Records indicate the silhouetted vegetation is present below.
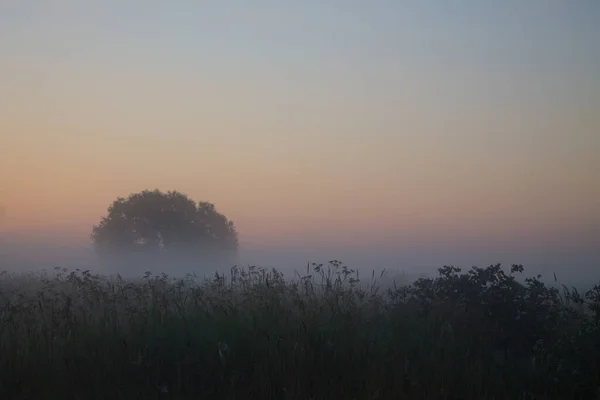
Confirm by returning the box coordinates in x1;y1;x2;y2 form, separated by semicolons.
0;261;599;399
91;189;238;272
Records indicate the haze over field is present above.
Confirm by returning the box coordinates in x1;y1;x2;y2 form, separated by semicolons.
0;2;599;283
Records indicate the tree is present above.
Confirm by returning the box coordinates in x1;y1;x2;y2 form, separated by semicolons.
91;190;238;268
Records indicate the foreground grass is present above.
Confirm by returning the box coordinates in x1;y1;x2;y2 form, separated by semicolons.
0;261;599;399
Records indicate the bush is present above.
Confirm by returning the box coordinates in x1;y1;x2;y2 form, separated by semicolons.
0;262;598;399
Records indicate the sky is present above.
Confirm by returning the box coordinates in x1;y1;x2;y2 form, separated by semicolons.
0;1;599;278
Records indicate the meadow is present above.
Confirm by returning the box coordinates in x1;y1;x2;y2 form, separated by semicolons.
0;260;599;399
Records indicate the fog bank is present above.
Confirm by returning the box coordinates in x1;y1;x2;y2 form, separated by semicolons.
1;232;598;290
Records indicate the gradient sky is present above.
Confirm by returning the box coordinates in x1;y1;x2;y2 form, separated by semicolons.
1;2;599;272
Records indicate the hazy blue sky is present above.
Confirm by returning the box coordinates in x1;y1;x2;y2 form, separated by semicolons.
1;1;599;277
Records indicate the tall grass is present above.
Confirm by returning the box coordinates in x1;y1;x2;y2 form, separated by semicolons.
0;261;599;399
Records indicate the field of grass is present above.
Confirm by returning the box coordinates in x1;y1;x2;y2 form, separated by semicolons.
0;261;599;399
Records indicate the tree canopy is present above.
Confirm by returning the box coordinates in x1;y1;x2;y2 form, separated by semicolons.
91;190;238;259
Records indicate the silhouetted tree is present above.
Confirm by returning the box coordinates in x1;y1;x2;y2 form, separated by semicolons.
91;190;238;268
